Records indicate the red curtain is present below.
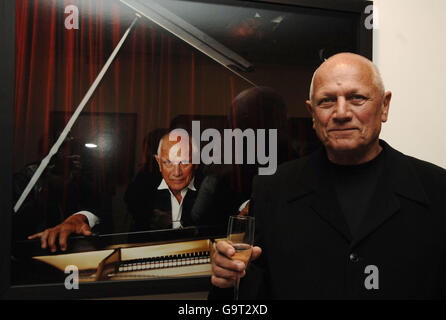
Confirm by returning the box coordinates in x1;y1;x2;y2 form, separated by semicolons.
14;0;244;172
15;0;135;172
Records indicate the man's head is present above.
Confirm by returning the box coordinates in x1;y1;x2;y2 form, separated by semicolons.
305;52;392;164
155;131;198;195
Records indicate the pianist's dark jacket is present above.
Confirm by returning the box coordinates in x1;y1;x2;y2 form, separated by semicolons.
124;168;243;231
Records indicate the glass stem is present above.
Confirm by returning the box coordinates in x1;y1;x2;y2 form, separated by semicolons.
234;275;240;300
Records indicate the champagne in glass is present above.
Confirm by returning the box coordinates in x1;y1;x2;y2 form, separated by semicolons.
227;215;255;300
231;243;253;264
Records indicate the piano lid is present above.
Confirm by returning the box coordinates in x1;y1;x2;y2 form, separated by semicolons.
119;0;257;86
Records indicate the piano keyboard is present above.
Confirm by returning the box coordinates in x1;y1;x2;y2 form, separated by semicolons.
117;251;211;272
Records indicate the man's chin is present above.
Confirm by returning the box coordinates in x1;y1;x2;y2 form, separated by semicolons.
168;181;188;192
326;139;361;153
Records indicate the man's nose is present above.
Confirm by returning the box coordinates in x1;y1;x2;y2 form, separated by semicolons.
173;164;182;176
333;97;352;122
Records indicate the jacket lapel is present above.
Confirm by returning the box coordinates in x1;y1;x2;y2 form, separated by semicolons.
350;168;400;248
153;188;172;212
287;148;352;243
351;141;430;247
181;189;198;227
310;178;353;243
286;141;430;247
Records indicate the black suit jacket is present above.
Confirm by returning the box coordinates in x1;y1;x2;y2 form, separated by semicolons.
210;140;446;299
124;170;240;231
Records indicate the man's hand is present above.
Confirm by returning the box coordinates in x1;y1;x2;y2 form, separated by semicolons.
211;240;262;288
239;201;250;216
28;214;92;252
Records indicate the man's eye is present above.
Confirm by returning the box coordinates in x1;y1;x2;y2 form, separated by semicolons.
318;98;336;107
349;95;368;104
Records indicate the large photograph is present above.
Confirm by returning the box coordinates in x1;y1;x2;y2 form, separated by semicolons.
11;0;359;288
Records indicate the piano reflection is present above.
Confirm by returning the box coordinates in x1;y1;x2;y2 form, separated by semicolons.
34;239;213;282
12;226;227;285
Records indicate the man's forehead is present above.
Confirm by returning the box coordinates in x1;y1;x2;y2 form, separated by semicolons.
160;137;191;159
321;53;373;68
313;60;375;92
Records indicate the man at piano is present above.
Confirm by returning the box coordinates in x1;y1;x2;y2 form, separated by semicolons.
28;130;238;252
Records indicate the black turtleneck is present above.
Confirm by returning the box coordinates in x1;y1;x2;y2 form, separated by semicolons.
329;147;386;238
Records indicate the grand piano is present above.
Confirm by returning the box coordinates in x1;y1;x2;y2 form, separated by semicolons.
11;226;227;299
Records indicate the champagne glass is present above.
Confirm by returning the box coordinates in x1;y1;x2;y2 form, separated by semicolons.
226;215;255;300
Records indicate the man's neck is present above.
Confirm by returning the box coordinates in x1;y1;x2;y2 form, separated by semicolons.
326;142;383;165
172;192;183;204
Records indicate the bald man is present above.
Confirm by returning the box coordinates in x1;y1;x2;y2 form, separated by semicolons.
210;53;446;299
125;132;200;231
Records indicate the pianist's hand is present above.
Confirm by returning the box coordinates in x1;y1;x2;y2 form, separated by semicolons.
211;240;262;288
28;214;92;253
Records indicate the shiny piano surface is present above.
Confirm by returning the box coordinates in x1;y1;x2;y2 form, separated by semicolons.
33;238;213;282
12;226;225;289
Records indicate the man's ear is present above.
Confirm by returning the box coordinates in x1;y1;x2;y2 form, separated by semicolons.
155;155;162;171
305;100;315;128
381;91;392;123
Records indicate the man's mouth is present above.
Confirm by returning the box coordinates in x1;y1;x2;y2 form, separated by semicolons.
329;128;358;132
